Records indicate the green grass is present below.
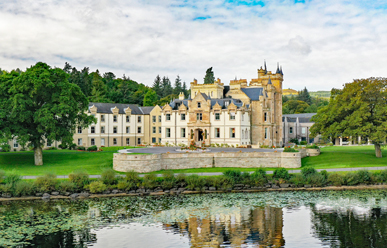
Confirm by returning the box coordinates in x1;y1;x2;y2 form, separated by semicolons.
302;145;387;169
0;147;144;176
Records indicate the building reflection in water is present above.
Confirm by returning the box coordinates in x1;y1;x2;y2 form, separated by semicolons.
161;206;285;247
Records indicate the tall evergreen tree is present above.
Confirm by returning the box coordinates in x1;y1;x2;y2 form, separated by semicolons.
173;75;183;95
182;81;189;98
161;76;173;97
297;87;312;105
63;62;72;74
204;67;215;84
152;75;162;99
143;89;158;106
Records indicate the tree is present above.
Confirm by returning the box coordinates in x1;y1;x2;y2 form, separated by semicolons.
0;62;96;165
152;75;162;99
161;76;172;97
282;100;310;114
143;89;158;106
173;75;183;95
182;81;189;97
297;87;312;105
204;67;215;84
310;78;387;157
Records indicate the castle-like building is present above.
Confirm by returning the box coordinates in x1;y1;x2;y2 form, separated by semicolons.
161;63;284;147
8;63;284;150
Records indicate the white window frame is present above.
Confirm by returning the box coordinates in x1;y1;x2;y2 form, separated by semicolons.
230;112;236;120
181;113;186;121
101;138;105;146
91;138;95;146
166;114;171;121
113;126;117;134
126;115;130;123
181;128;186;138
78;138;82;146
113;115;117;122
215;113;220;120
230;128;235;138
101;115;105;122
197;113;202;121
91;126;95;134
137;127;141;133
101;126;105;134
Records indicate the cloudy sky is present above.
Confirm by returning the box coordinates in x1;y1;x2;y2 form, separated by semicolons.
1;0;387;91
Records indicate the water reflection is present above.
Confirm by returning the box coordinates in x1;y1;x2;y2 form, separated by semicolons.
161;206;285;247
311;205;387;248
2;191;387;247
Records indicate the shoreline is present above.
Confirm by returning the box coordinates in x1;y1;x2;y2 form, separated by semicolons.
2;184;387;202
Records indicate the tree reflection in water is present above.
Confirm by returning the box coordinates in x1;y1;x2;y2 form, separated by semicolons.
311;206;387;248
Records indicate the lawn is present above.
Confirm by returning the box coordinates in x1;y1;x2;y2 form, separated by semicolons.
302;145;387;169
0;147;144;176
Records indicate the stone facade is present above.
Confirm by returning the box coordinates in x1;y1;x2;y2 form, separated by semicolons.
161;62;284;147
113;151;301;173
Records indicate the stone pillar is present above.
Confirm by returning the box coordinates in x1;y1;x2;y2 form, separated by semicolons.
358;136;361;145
349;136;352;145
339;137;343;146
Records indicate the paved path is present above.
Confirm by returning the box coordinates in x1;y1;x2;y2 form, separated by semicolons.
21;166;387;179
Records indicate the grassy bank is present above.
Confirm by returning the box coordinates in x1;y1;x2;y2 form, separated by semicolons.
302;145;387;169
0;147;143;176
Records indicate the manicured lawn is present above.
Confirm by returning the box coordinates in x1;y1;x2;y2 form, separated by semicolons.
302;145;387;169
0;147;144;176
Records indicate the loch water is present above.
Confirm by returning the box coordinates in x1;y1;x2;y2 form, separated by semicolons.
1;190;387;247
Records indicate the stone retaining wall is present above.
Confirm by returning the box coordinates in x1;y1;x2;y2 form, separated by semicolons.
113;151;302;173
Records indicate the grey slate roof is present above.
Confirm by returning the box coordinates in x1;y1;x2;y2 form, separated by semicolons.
241;88;264;101
168;98;247;110
88;102;144;115
283;113;316;123
139;106;154;115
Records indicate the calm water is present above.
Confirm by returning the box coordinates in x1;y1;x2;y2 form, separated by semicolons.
1;190;387;247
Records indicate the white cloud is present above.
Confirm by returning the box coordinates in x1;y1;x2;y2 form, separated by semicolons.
1;0;387;90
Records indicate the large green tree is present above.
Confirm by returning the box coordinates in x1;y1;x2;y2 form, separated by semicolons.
310;78;387;157
0;62;96;165
204;67;215;84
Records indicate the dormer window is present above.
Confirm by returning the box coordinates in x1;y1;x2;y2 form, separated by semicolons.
197;102;201;108
225;101;229;107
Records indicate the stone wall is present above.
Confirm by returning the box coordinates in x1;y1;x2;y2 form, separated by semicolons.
113;151;302;173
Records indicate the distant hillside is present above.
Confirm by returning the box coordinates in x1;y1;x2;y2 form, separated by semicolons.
283;89;298;95
310;91;331;99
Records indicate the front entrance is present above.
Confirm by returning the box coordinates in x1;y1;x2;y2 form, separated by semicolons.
197;129;204;141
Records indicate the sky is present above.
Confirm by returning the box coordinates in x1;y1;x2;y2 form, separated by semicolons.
1;0;387;91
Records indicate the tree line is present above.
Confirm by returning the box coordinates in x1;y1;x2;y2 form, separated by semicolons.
282;87;329;114
62;62;190;107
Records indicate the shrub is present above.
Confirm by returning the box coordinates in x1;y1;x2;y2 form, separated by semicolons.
186;174;206;191
87;181;107;193
377;170;387;183
223;170;242;184
300;141;307;145
354;170;372;185
0;184;12;194
142;174;158;189
69;171;90;190
290;138;299;144
57;181;76;193
125;171;140;185
58;144;68;149
176;173;187;187
4;171;21;186
69;143;77;150
305;173;327;187
161;171;176;190
344;172;358;186
306;144;319;149
320;170;328;180
273;168;290;180
0;170;5;184
87;145;98;151
0;144;11;152
45;147;58;150
14;181;36;196
301;167;317;178
283;147;299;152
35;173;57;192
289;174;305;187
101;168;117;185
328;173;344;186
77;146;86;151
209;176;234;190
117;180;136;191
250;168;267;187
